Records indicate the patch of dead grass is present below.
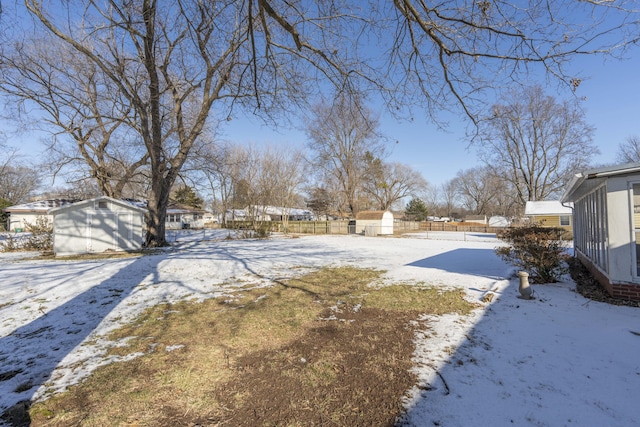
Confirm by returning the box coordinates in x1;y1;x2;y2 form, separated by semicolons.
24;266;477;427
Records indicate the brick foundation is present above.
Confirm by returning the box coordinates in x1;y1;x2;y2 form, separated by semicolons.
576;252;640;302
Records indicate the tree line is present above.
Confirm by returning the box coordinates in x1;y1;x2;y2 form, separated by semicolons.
0;1;637;243
4;82;640;227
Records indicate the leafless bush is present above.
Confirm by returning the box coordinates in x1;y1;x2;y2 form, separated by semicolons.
496;225;569;283
0;216;53;252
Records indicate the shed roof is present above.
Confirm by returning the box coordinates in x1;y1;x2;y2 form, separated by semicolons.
355;210;392;220
48;196;147;214
525;201;573;216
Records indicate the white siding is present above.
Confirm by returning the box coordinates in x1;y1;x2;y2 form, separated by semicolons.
8;213;52;231
607;177;635;282
355;212;394;235
52;197;145;256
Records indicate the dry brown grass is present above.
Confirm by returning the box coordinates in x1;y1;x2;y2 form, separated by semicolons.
26;266;477;427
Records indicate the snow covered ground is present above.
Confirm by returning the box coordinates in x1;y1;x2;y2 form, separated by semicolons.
1;230;639;426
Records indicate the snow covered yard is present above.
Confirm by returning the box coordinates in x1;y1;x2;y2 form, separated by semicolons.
1;230;639;426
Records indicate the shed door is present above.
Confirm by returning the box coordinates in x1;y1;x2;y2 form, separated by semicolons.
87;212;117;252
117;212;137;251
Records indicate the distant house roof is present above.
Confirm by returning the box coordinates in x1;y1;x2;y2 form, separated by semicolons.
3;199;80;213
254;206;314;217
167;203;206;214
465;215;487;223
524;201;573;216
488;216;510;227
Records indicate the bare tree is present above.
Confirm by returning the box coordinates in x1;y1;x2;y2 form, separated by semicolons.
385;1;639;122
1;0;636;245
224;144;305;234
265;147;307;232
454;166;505;215
616;135;640;164
0;37;150;199
37;182;103;201
186;141;233;225
477;85;597;205
362;155;428;211
3;1;360;246
0;142;40;204
489;179;520;219
306;93;387;216
421;184;440;217
0;165;41;204
439;179;460;219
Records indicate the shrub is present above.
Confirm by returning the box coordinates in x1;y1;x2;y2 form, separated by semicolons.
0;216;53;252
0;233;19;252
23;216;54;251
496;225;569;283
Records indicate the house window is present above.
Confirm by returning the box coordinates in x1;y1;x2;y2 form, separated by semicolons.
560;215;570;226
166;214;180;222
97;201;108;210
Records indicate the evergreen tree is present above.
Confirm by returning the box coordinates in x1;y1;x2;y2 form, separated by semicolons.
171;185;203;208
405;198;429;221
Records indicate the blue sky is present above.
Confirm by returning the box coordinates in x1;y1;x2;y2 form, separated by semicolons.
220;48;640;189
3;43;639;191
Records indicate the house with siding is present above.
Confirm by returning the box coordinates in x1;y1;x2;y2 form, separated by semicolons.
561;162;640;301
165;203;207;229
524;200;573;234
3;199;79;231
4;198;213;231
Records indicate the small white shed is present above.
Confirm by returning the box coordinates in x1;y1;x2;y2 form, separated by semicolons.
355;211;394;236
49;196;146;256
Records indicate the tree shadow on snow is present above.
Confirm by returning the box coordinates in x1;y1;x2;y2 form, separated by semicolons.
0;254;167;427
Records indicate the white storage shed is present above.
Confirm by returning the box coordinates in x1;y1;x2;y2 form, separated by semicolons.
355;211;394;236
49;196;146;256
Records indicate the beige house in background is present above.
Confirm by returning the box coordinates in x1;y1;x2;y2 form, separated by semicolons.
3;199;78;231
524;200;573;233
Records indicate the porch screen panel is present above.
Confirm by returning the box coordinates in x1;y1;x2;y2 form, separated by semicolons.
574;185;607;274
596;186;608;271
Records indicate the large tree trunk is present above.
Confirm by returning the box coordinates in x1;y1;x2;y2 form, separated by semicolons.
145;178;171;247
